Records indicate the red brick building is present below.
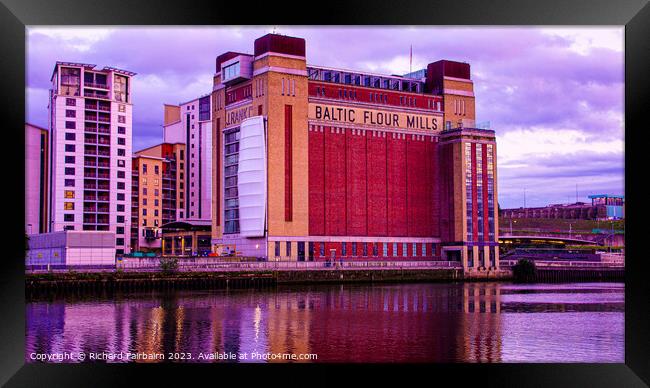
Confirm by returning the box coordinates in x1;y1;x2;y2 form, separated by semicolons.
211;33;499;272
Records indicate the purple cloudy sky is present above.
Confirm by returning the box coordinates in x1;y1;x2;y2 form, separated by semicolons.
26;26;624;208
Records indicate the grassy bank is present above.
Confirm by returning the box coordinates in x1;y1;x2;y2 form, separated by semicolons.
498;217;624;232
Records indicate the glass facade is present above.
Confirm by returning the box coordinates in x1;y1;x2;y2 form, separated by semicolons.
487;144;495;241
465;143;473;241
223;128;240;234
476;145;483;242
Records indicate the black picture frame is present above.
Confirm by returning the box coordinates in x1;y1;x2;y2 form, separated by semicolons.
1;0;647;386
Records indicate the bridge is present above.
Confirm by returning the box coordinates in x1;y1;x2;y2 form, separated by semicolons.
499;234;598;246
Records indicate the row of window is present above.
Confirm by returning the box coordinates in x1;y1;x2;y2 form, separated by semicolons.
308;68;423;93
273;241;437;258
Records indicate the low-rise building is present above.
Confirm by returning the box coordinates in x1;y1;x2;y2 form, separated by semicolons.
130;143;185;253
26;230;116;269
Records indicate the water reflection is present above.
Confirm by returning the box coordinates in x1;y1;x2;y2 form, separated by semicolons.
26;282;623;363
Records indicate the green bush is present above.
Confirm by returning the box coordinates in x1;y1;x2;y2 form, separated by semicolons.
159;257;179;274
512;259;537;283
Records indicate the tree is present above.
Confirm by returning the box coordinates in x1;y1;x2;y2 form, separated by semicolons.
512;259;537;283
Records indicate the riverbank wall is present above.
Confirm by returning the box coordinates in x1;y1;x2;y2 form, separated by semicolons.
26;268;514;294
24;265;623;294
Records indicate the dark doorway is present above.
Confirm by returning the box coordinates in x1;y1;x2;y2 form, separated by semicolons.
297;242;305;262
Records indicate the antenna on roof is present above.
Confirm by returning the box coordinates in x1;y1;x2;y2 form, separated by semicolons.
272;26;277;34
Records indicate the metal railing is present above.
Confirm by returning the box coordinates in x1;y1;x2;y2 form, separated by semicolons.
500;259;624;268
117;259;462;272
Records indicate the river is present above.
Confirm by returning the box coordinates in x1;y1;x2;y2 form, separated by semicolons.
26;282;624;363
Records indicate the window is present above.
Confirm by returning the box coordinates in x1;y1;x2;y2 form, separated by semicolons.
383;243;388;257
117;137;125;145
116;226;124;235
65;110;76;118
402;243;407;257
143;198;147;206
65;133;75;141
64;214;74;222
154;179;159;186
64;167;75;175
117;193;125;201
154;210;159;216
117;160;125;167
117;182;125;190
362;243;367;256
154;165;159;175
352;242;357;256
65;121;75;129
422;243;427;257
64;179;75;187
117;171;125;178
286;241;291;257
413;243;417;256
117;204;124;212
142;164;148;174
118;126;126;134
66;98;76;106
118;116;125;124
393;243;397;256
154;199;159;206
118;149;125;156
142;209;147;216
143;188;147;195
65;144;75;152
341;242;347;256
116;238;124;246
373;243;378;256
118;104;126;112
154;189;159;196
64;202;74;210
320;242;325;256
64;156;75;164
64;190;74;199
275;242;280;257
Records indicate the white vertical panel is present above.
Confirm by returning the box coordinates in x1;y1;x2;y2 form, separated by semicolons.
238;116;267;237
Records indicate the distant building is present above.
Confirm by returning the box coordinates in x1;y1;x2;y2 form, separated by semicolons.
25;123;49;234
130;143;185;252
162;94;212;222
502;194;624;221
588;194;624;220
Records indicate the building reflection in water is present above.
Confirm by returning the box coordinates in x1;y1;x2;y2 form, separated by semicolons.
24;283;542;363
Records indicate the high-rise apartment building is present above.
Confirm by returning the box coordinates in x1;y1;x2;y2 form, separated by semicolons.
25;123;49;234
162;95;212;222
130;142;185;252
48;62;135;254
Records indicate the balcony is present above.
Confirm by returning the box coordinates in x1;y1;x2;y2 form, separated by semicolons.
84;160;96;167
84;90;110;99
97;173;110;180
84;82;108;89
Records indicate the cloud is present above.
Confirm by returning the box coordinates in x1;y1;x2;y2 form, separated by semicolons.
25;26;624;208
